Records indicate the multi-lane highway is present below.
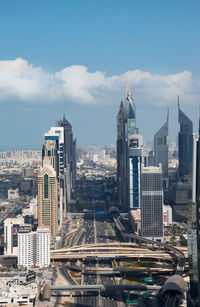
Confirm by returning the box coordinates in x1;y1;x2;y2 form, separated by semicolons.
59;179;126;306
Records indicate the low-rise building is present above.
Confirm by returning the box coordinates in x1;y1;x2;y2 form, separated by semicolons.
8;188;19;200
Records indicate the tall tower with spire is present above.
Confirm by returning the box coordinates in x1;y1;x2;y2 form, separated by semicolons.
117;87;142;212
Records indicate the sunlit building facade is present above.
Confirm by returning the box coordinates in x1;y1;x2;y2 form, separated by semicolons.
37;165;58;240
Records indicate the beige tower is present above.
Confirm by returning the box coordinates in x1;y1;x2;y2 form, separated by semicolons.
37;165;58;240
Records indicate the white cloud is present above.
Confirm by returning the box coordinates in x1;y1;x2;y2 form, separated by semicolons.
0;57;199;107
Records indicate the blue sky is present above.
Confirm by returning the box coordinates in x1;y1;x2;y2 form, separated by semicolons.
0;0;199;149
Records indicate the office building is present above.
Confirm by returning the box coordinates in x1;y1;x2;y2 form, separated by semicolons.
44;126;66;225
141;165;164;241
37;165;58;240
56;115;76;190
154;110;168;179
117;86;142;212
129;134;143;209
4;217;24;256
178;98;193;179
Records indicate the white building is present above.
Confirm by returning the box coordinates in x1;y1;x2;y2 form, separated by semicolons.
8;188;19;200
18;225;34;268
35;227;50;267
163;204;173;226
4;217;24;256
18;226;50;268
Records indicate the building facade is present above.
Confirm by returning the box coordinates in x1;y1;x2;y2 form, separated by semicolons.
117;87;142;212
187;133;200;306
178;99;193;179
129;134;143;209
154;110;168;179
4;217;24;256
18;226;50;268
141;165;164;241
37;165;58;240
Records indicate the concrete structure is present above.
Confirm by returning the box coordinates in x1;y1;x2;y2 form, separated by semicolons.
18;226;50;268
117;87;142;212
18;224;34;267
129;209;141;233
178;98;193;179
154;110;169;181
35;227;50;267
4;217;24;256
141;165;164;242
0;276;37;306
8;188;19;200
37;165;58;240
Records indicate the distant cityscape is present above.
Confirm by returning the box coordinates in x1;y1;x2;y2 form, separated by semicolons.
0;87;199;307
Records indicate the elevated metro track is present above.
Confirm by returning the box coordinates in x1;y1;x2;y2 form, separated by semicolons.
113;217;185;275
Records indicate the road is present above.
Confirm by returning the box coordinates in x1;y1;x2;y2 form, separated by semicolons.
60;179;125;306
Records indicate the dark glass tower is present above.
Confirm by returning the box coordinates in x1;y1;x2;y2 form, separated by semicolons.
56;115;76;189
178;98;193;179
117;87;142;212
154;110;169;178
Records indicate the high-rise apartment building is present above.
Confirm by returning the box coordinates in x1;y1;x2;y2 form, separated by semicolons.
178;98;193;179
18;226;50;268
117;87;142;212
18;224;34;267
154;111;168;179
35;227;50;267
37;165;58;240
141;165;164;242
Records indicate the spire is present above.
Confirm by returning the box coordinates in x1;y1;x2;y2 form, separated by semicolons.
199;106;200;136
167;107;169;126
178;95;180;110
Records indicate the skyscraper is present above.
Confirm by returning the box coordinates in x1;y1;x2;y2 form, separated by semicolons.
187;131;200;305
141;165;164;242
56;115;76;190
129;134;143;209
178;98;193;179
154;110;169;179
117;87;142;212
44;127;65;225
37;165;58;240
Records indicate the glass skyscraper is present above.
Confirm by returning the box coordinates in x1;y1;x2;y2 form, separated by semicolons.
154;110;168;179
178;99;193;179
117;87;142;212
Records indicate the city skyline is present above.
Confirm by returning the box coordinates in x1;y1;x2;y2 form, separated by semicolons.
0;1;200;149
